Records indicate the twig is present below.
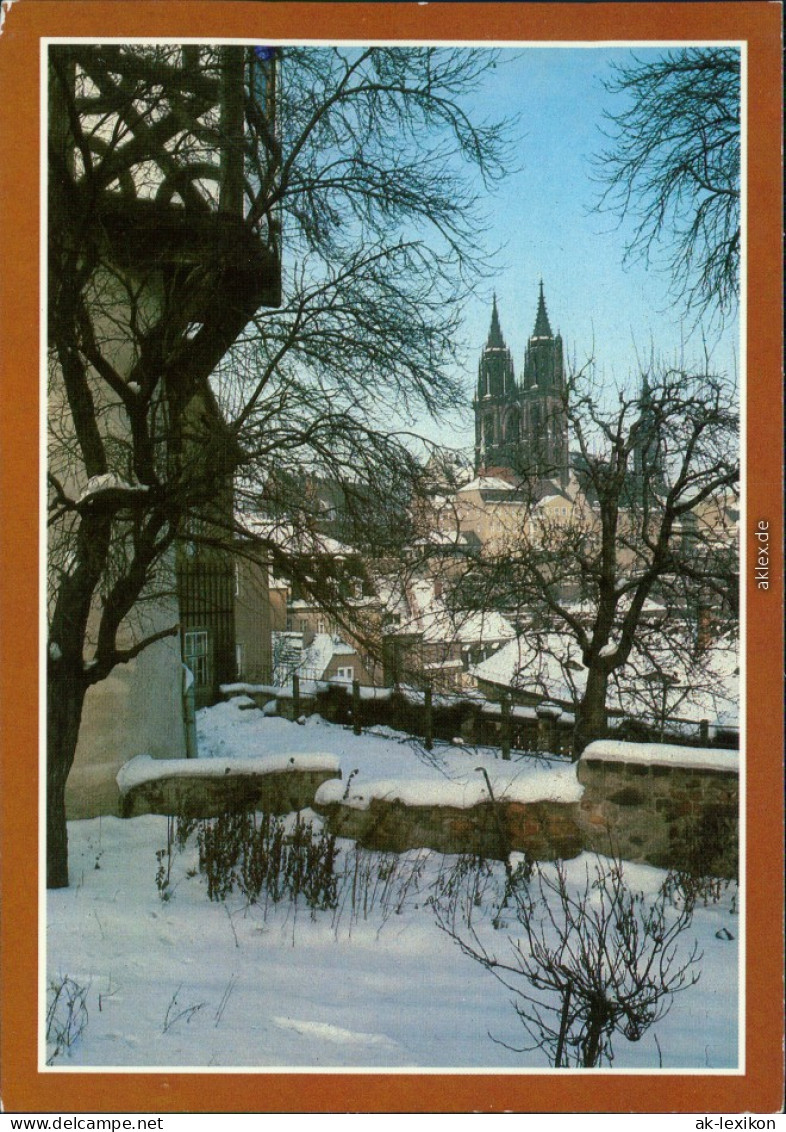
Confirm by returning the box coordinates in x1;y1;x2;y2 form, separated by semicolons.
224;904;240;948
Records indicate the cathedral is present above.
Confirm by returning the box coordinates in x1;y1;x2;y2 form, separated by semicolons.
473;284;570;488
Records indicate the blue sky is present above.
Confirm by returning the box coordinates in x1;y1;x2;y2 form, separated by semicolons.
425;46;740;449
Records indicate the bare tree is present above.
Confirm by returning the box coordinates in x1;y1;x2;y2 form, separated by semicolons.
434;856;702;1068
447;364;739;755
47;44;514;887
594;48;740;321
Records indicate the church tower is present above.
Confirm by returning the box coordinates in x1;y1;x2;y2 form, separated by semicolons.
473;284;570;486
473;294;518;475
519;282;569;487
631;373;666;500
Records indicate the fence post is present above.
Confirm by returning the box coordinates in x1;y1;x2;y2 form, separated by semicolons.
699;718;709;744
352;679;362;735
292;672;300;719
501;695;511;761
536;701;560;754
424;683;433;751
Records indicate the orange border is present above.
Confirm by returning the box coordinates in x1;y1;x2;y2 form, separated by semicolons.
1;1;783;1114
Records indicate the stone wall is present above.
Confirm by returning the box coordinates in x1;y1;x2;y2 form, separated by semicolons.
313;795;583;861
119;766;339;819
118;737;739;879
316;743;738;876
576;743;738;878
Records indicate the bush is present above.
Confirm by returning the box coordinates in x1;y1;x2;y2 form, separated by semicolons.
46;975;89;1064
161;810;340;913
433;856;702;1067
669;806;738;896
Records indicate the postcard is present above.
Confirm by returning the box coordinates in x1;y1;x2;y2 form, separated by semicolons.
0;0;782;1115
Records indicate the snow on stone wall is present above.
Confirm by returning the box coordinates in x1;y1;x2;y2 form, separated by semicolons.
581;739;738;774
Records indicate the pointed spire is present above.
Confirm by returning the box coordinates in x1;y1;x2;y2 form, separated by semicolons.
532;280;553;338
486;293;505;349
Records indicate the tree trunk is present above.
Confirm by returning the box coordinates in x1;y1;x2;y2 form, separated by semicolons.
573;663;609;759
47;670;87;889
582;1012;606;1068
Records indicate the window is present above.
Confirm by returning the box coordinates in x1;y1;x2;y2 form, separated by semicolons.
235;642;245;679
183;630;210;688
336;666;354;682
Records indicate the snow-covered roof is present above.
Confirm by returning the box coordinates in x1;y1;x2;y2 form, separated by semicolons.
239;516;353;558
299;633;358;680
393;578;516;647
612;634;739;729
481;702;538;721
472;633;587;706
420;607;515;646
458;476;516;494
413;530;472;547
561;596;667;618
472;631;739;730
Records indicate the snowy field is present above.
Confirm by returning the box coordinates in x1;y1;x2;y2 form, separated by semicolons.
45;703;740;1072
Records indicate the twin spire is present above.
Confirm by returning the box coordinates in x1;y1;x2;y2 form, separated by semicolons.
485;282;554;350
476;281;568;485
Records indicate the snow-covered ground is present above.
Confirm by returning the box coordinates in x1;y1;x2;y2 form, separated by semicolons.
46;702;740;1072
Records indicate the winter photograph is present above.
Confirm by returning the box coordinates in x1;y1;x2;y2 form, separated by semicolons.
44;39;742;1075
